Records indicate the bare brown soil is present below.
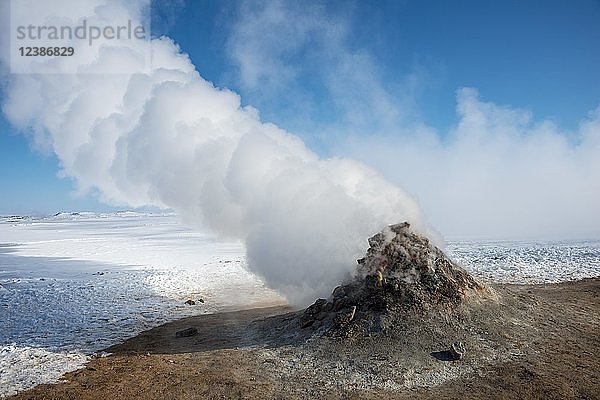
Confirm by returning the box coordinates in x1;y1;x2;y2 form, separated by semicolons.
9;278;600;400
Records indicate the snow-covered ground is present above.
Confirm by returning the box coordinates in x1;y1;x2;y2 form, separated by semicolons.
1;212;599;397
0;212;283;397
446;239;600;285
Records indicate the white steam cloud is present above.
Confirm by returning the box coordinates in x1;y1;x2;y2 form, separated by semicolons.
341;89;600;239
227;0;600;241
0;1;425;305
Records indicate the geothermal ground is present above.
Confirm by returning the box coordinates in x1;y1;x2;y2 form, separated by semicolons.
7;223;600;400
7;278;600;400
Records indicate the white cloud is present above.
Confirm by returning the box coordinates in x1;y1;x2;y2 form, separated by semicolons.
340;88;600;239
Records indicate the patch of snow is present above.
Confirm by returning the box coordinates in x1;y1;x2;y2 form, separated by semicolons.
0;345;88;398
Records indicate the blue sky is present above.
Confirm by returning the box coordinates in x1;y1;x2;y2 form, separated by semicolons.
1;0;599;235
163;0;600;135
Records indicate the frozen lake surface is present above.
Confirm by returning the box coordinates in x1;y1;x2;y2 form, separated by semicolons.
1;212;599;397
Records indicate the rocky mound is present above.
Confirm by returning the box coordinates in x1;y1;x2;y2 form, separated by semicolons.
300;222;491;336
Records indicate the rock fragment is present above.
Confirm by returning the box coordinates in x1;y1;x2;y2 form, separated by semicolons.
300;298;328;328
449;341;465;360
175;327;198;338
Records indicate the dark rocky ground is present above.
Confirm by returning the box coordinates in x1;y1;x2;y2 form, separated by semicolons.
8;224;600;399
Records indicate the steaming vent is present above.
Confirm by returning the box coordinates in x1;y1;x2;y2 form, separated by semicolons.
299;222;491;336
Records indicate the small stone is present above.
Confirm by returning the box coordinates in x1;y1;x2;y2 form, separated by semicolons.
175;327;198;338
198;298;205;303
185;300;195;305
332;286;346;299
368;233;385;248
375;270;384;287
449;341;465;360
389;222;410;234
300;298;328;328
305;298;327;315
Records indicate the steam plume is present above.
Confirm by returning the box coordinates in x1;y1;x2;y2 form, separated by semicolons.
1;1;426;304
